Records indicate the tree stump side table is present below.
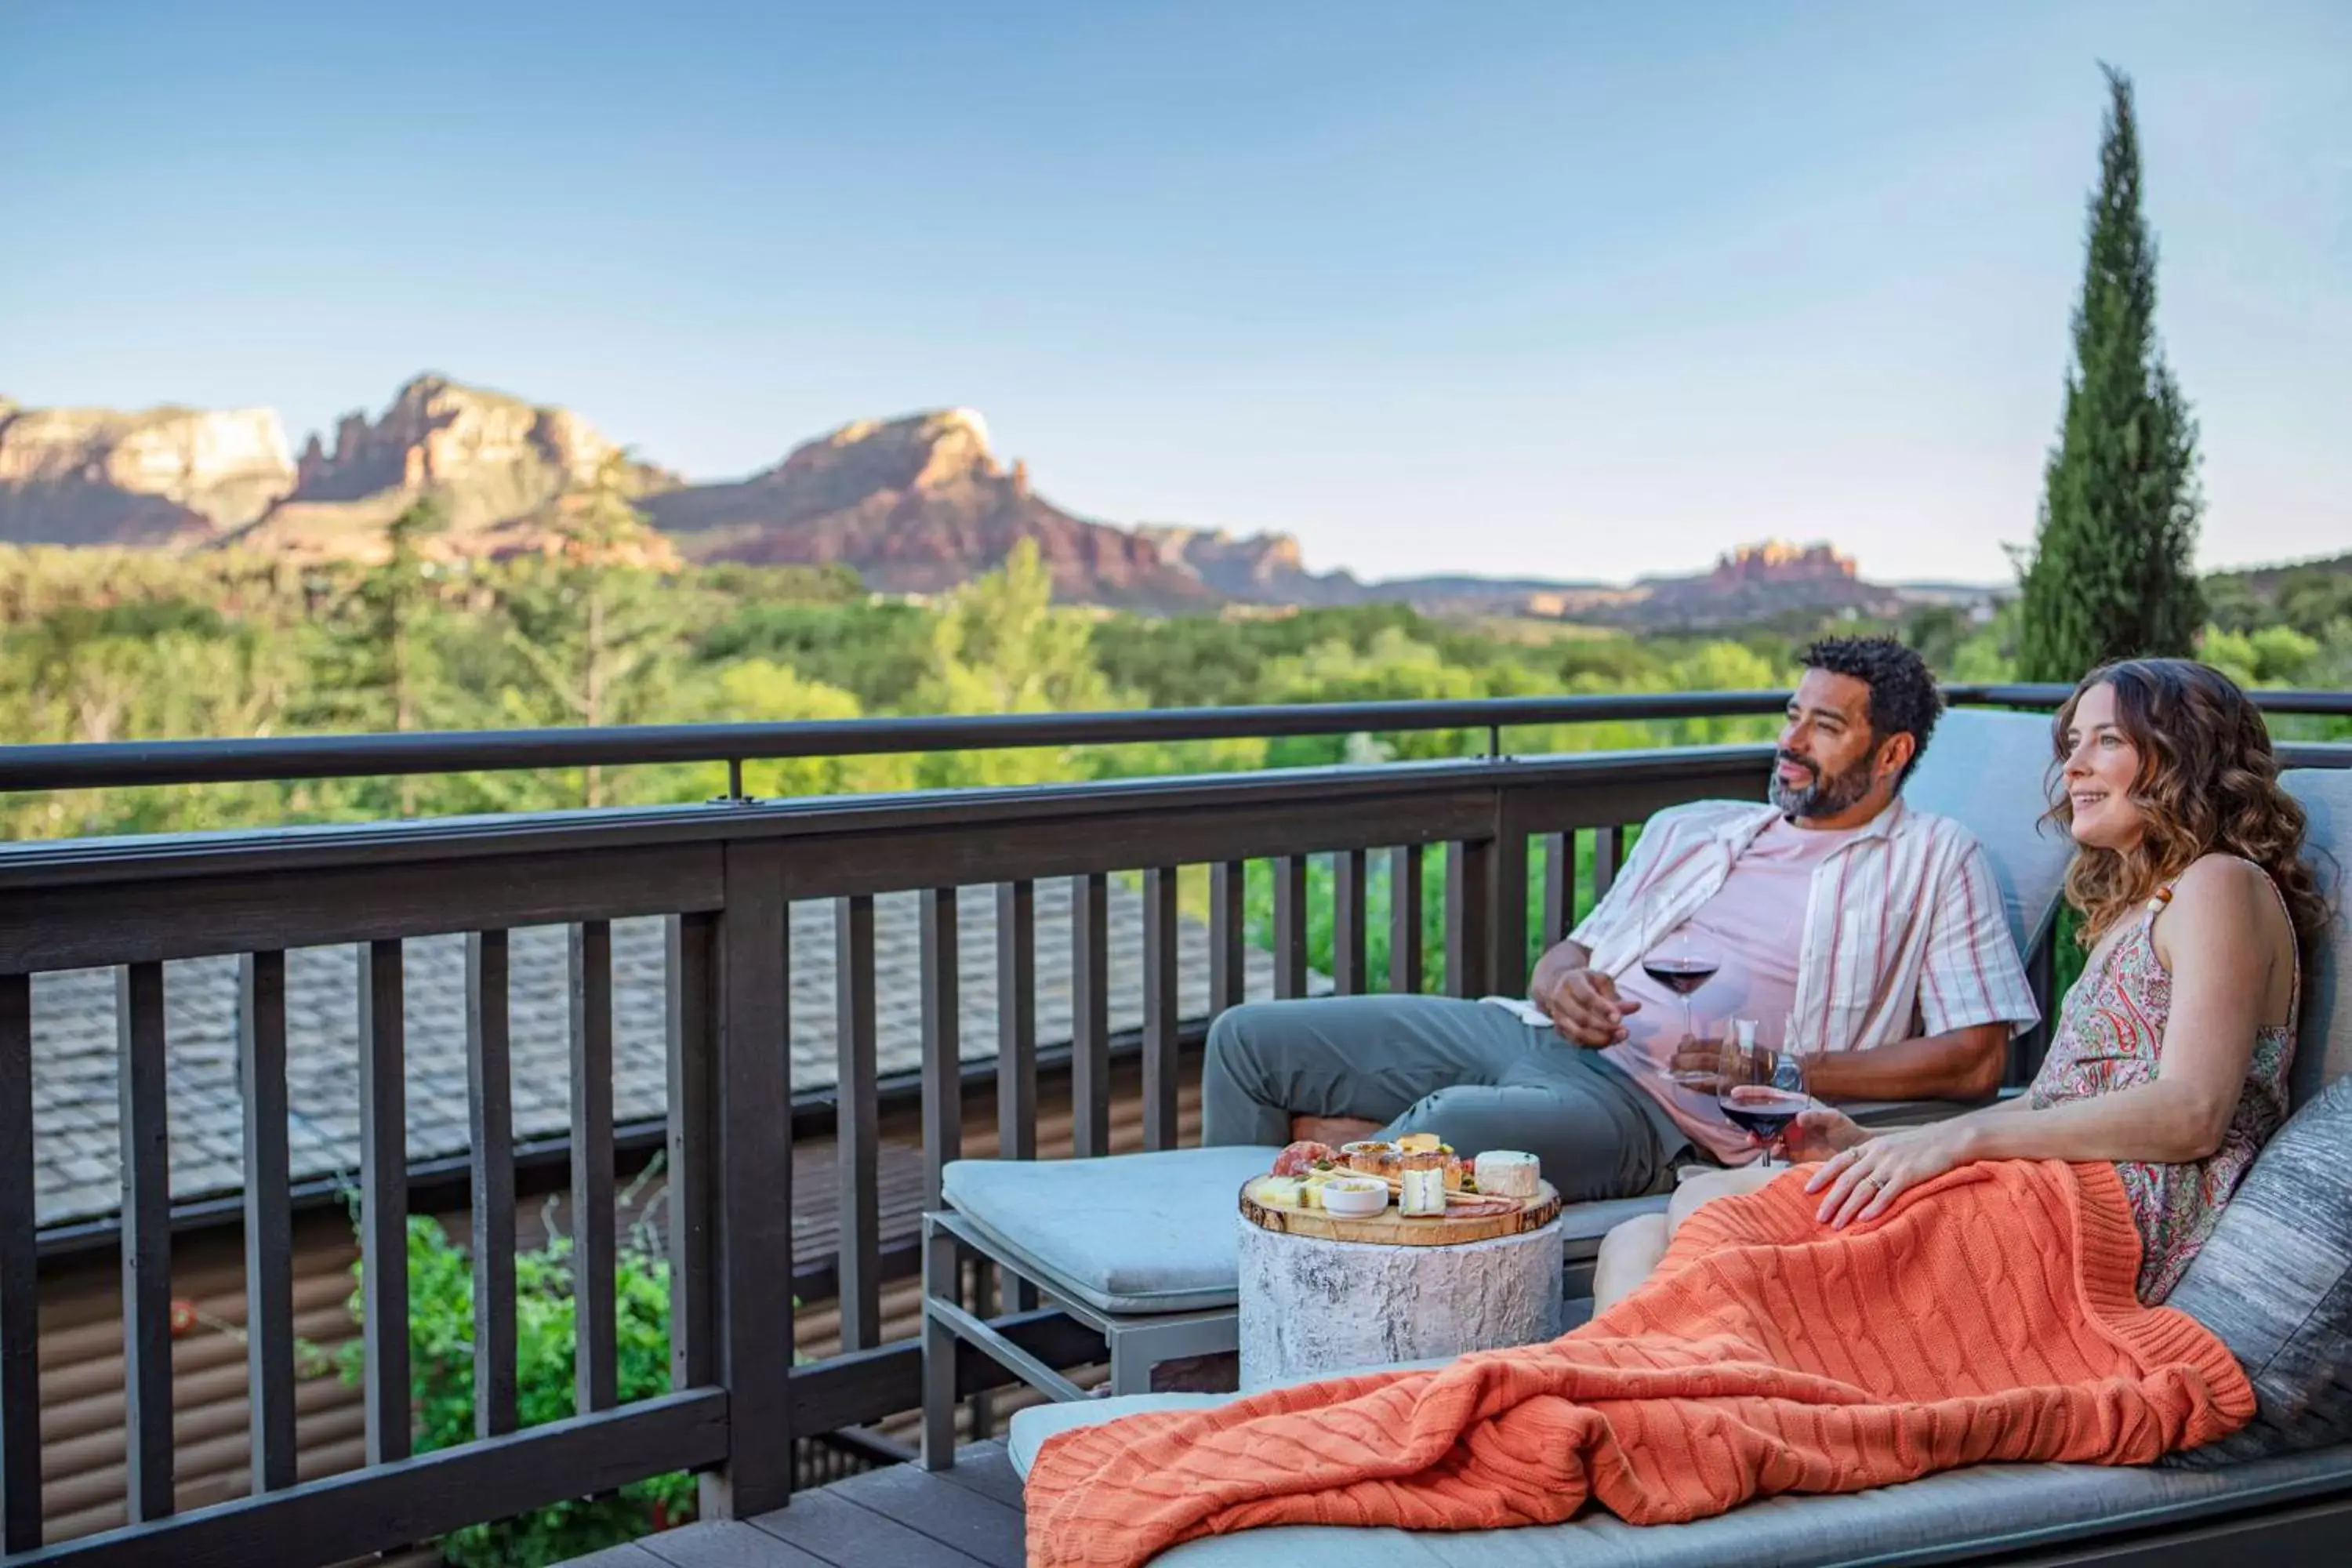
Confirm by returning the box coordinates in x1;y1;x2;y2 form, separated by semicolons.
1235;1212;1567;1390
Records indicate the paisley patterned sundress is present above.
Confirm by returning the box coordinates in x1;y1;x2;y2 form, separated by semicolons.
2026;865;2299;1304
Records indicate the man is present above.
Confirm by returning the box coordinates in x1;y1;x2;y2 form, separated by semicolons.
1201;636;2040;1203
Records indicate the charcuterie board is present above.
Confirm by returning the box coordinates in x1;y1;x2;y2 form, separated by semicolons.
1239;1177;1561;1246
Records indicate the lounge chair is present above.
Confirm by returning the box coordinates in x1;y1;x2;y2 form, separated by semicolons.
1007;765;2352;1564
924;710;2074;1461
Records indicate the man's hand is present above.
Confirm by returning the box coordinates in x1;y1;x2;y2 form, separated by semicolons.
1534;967;1641;1046
1665;1035;1721;1090
1780;1106;1869;1163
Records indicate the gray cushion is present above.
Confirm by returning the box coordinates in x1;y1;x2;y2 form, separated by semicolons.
1905;707;2075;960
1011;1381;2352;1566
2280;768;2352;1106
1555;1193;1668;1254
942;1145;1281;1314
2169;1073;2352;1463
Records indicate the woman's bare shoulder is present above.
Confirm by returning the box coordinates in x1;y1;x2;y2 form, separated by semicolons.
2160;854;2296;973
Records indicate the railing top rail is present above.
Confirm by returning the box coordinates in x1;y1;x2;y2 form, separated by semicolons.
0;743;1776;892
3;684;2344;795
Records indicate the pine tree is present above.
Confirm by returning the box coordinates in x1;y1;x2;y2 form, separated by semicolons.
497;452;685;808
2016;65;2204;682
303;497;449;815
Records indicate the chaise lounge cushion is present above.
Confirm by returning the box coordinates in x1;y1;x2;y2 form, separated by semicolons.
1008;1375;2352;1566
1903;707;2075;960
942;1145;1282;1314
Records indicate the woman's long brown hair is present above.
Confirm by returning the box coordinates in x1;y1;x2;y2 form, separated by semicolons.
2047;659;2328;946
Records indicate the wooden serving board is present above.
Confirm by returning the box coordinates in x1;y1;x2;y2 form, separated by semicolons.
1239;1178;1561;1247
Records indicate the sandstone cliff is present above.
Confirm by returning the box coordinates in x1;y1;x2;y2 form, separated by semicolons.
0;401;295;546
646;409;1214;608
1134;524;1366;606
219;376;679;567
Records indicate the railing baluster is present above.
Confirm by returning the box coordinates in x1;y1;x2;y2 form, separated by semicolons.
1143;868;1180;1151
1;974;39;1552
1333;849;1368;996
710;841;793;1516
1071;873;1110;1159
238;952;296;1494
664;913;717;1393
835;895;881;1351
995;883;1039;1312
1388;845;1425;995
1273;855;1308;1000
1446;840;1494;998
919;888;961;1210
1208;860;1246;1015
467;931;518;1438
118;961;173;1522
1541;832;1577;949
358;939;410;1467
1493;824;1530;1000
570;920;617;1414
1592;826;1626;901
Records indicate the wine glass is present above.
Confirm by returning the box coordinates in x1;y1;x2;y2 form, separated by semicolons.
1640;924;1720;1069
1715;1034;1809;1168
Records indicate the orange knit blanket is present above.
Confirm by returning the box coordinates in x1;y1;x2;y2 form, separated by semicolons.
1026;1160;2254;1567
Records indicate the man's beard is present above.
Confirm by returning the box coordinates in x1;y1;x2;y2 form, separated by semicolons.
1769;750;1875;818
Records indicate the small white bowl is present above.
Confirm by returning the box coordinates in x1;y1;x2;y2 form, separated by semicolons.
1320;1178;1389;1218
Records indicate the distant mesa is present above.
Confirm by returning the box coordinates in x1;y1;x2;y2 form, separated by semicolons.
0;399;296;547
219;374;681;568
644;408;1214;610
0;372;2045;621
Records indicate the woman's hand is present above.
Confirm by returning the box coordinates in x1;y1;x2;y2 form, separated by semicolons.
1779;1107;1869;1163
1804;1121;1979;1228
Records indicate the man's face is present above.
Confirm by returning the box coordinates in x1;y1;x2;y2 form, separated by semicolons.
1771;669;1882;819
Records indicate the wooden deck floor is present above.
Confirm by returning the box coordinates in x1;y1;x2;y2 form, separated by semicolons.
561;1443;1028;1568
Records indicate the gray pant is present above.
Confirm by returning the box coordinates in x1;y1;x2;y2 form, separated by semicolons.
1200;995;1697;1203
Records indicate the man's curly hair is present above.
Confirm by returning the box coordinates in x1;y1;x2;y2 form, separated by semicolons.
1798;636;1942;788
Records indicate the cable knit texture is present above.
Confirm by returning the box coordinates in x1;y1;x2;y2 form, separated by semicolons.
1025;1160;2255;1568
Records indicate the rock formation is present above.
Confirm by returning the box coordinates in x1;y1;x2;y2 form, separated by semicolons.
1135;525;1364;606
220;376;679;567
0;401;295;546
646;409;1214;608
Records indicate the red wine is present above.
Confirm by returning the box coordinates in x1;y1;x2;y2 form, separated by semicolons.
1642;958;1719;996
1718;1086;1808;1140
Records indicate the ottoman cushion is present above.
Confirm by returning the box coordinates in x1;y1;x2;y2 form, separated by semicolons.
942;1145;1283;1314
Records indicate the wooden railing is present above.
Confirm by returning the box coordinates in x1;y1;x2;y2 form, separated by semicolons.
0;689;2345;1567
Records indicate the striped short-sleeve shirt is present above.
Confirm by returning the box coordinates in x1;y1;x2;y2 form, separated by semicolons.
1565;798;2041;1054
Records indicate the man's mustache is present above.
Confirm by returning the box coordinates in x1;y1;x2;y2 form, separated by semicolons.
1774;750;1819;780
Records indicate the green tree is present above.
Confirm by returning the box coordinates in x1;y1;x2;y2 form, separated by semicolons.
304;498;450;815
2016;66;2204;681
497;454;690;807
912;540;1120;787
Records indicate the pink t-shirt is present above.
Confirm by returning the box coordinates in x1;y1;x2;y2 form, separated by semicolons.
1600;815;1863;1162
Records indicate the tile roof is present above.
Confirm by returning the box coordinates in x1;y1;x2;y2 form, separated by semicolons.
27;880;1319;1229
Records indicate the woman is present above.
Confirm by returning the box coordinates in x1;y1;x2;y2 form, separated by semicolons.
1594;657;2325;1311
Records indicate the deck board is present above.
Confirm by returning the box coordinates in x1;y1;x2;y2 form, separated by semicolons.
554;1445;1031;1568
633;1519;833;1568
747;1486;989;1566
924;1439;1027;1511
828;1457;1027;1567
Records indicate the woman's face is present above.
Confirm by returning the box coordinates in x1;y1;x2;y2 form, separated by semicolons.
2061;682;2147;851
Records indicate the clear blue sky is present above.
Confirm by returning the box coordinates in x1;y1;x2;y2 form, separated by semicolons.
3;1;2344;585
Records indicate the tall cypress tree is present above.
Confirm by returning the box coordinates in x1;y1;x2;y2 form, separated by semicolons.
2016;66;2204;682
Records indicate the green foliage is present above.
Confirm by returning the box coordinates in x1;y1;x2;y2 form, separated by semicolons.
1236;832;1641;996
2017;67;2204;681
336;1207;696;1568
